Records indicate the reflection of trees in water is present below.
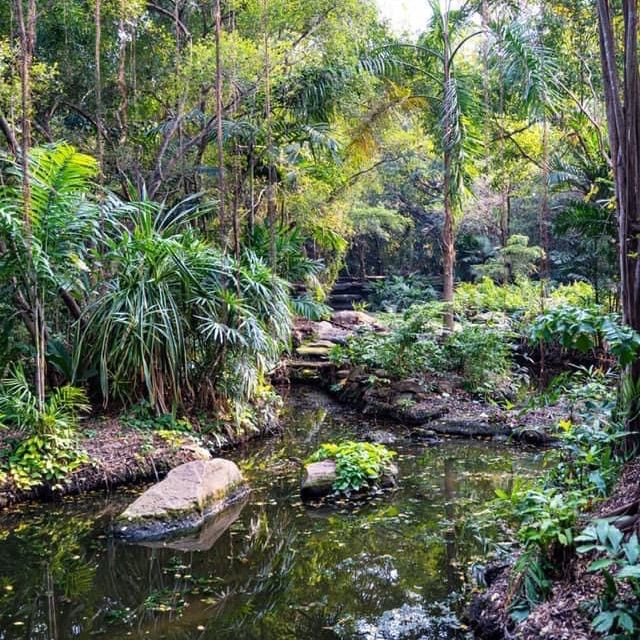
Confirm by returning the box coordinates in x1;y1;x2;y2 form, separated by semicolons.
443;457;458;592
0;508;101;640
96;506;302;640
0;437;540;640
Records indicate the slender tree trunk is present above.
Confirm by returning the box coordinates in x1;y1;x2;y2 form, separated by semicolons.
15;0;45;409
248;146;255;235
94;0;104;181
441;17;455;331
117;0;128;143
539;112;550;277
215;0;226;248
263;0;276;271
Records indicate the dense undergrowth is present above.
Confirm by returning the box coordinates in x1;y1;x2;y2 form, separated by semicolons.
0;144;325;490
330;277;635;399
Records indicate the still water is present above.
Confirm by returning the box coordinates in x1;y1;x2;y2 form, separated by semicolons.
0;387;541;640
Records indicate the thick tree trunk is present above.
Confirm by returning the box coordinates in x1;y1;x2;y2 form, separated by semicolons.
597;0;640;446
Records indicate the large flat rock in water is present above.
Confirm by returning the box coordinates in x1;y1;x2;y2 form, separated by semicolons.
116;459;248;541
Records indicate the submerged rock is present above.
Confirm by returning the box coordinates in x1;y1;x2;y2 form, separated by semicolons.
367;430;399;445
116;459;249;541
301;459;398;500
426;417;511;438
350;603;460;640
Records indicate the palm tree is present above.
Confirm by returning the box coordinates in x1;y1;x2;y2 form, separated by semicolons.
421;1;481;328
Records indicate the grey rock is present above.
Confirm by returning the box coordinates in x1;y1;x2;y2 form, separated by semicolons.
426;418;511;438
116;459;248;541
139;495;248;551
367;430;399;445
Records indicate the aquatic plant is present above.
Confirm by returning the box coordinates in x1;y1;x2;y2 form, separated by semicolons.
307;441;396;494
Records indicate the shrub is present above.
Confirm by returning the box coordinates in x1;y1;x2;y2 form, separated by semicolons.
306;441;396;494
76;200;314;416
328;309;447;379
0;367;89;489
492;407;625;622
453;278;596;323
576;520;640;637
474;235;544;283
444;323;514;395
330;307;515;396
529;306;640;366
367;274;438;312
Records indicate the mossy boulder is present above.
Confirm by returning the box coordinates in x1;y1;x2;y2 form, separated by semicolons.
116;458;249;541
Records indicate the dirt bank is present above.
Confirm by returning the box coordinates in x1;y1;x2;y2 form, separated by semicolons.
0;414;278;510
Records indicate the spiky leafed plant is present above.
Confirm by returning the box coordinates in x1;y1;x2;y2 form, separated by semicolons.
75;196;302;415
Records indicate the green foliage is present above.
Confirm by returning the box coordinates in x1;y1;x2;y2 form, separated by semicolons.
306;441;396;494
529;306;640;365
76;198;296;415
367;274;437;312
475;235;544;283
453;278;595;321
0;367;89;489
330;302;514;396
120;400;192;433
576;520;640;638
493;407;625;622
444;323;514;395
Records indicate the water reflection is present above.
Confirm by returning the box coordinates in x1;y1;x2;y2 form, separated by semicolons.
0;388;541;640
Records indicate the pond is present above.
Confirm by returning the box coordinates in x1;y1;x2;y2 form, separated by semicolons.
0;387;542;640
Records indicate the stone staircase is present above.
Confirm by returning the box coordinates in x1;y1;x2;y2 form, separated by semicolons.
327;276;385;310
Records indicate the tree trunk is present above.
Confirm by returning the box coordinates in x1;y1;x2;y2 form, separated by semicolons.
263;0;276;271
597;0;640;446
117;0;128;144
538;113;550;277
94;0;104;181
215;0;226;248
15;0;46;409
441;16;455;331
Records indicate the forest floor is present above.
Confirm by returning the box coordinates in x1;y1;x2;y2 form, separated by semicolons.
468;457;640;640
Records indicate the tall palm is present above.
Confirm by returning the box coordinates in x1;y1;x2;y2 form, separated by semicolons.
362;2;482;327
420;1;481;328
